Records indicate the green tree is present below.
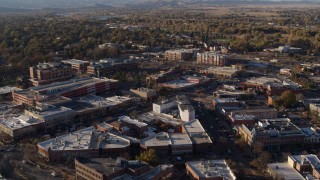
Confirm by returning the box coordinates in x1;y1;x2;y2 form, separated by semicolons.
135;149;158;166
274;90;297;109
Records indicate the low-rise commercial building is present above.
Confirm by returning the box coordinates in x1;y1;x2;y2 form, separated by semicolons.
268;154;320;180
267;162;305;180
118;116;148;137
37;126;131;162
0;86;21;101
140;132;171;156
182;120;213;154
0;109;43;139
75;157;173;180
238;118;305;151
130;88;156;100
25;106;75;129
186;159;236;180
196;51;229;66
146;67;182;87
200;67;240;78
13;77;118;107
29;62;72;86
140;132;193;156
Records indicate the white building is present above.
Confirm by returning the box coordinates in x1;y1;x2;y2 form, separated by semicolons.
152;99;176;114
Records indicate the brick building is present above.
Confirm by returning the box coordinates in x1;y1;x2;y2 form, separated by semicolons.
61;59;90;74
29;62;72;86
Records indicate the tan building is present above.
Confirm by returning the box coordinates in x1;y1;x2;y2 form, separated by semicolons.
164;49;197;61
268;154;320;180
182;120;213;154
197;51;229;66
238;118;305;151
186;159;236;180
29;62;72;86
130;88;156;100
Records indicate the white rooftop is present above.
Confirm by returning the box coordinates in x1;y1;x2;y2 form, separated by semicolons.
38;126;130;151
247;77;281;85
0;112;43;130
118;116;147;128
61;59;89;65
0;86;21;95
78;95;132;107
137;112;182;126
267;163;305;180
186;159;236;180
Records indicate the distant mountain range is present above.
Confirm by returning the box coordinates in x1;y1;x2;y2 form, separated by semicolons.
0;0;319;10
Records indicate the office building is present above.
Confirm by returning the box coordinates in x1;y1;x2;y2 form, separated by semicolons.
87;59;138;77
61;59;90;74
29;62;72;86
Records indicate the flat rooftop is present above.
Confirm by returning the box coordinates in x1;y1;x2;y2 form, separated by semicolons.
61;59;89;65
183;120;205;134
27;106;74;118
186;160;236;180
203;67;239;74
169;133;192;146
0;86;21;95
159;79;198;89
246;77;281;86
267;163;305;180
231;114;256;121
250;118;304;137
77;95;131;108
0;111;43;130
183;120;213;144
137;112;182;126
213;98;239;104
166;49;198;53
140;132;171;148
118;116;147;128
17;77;118;99
38;126;130;151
